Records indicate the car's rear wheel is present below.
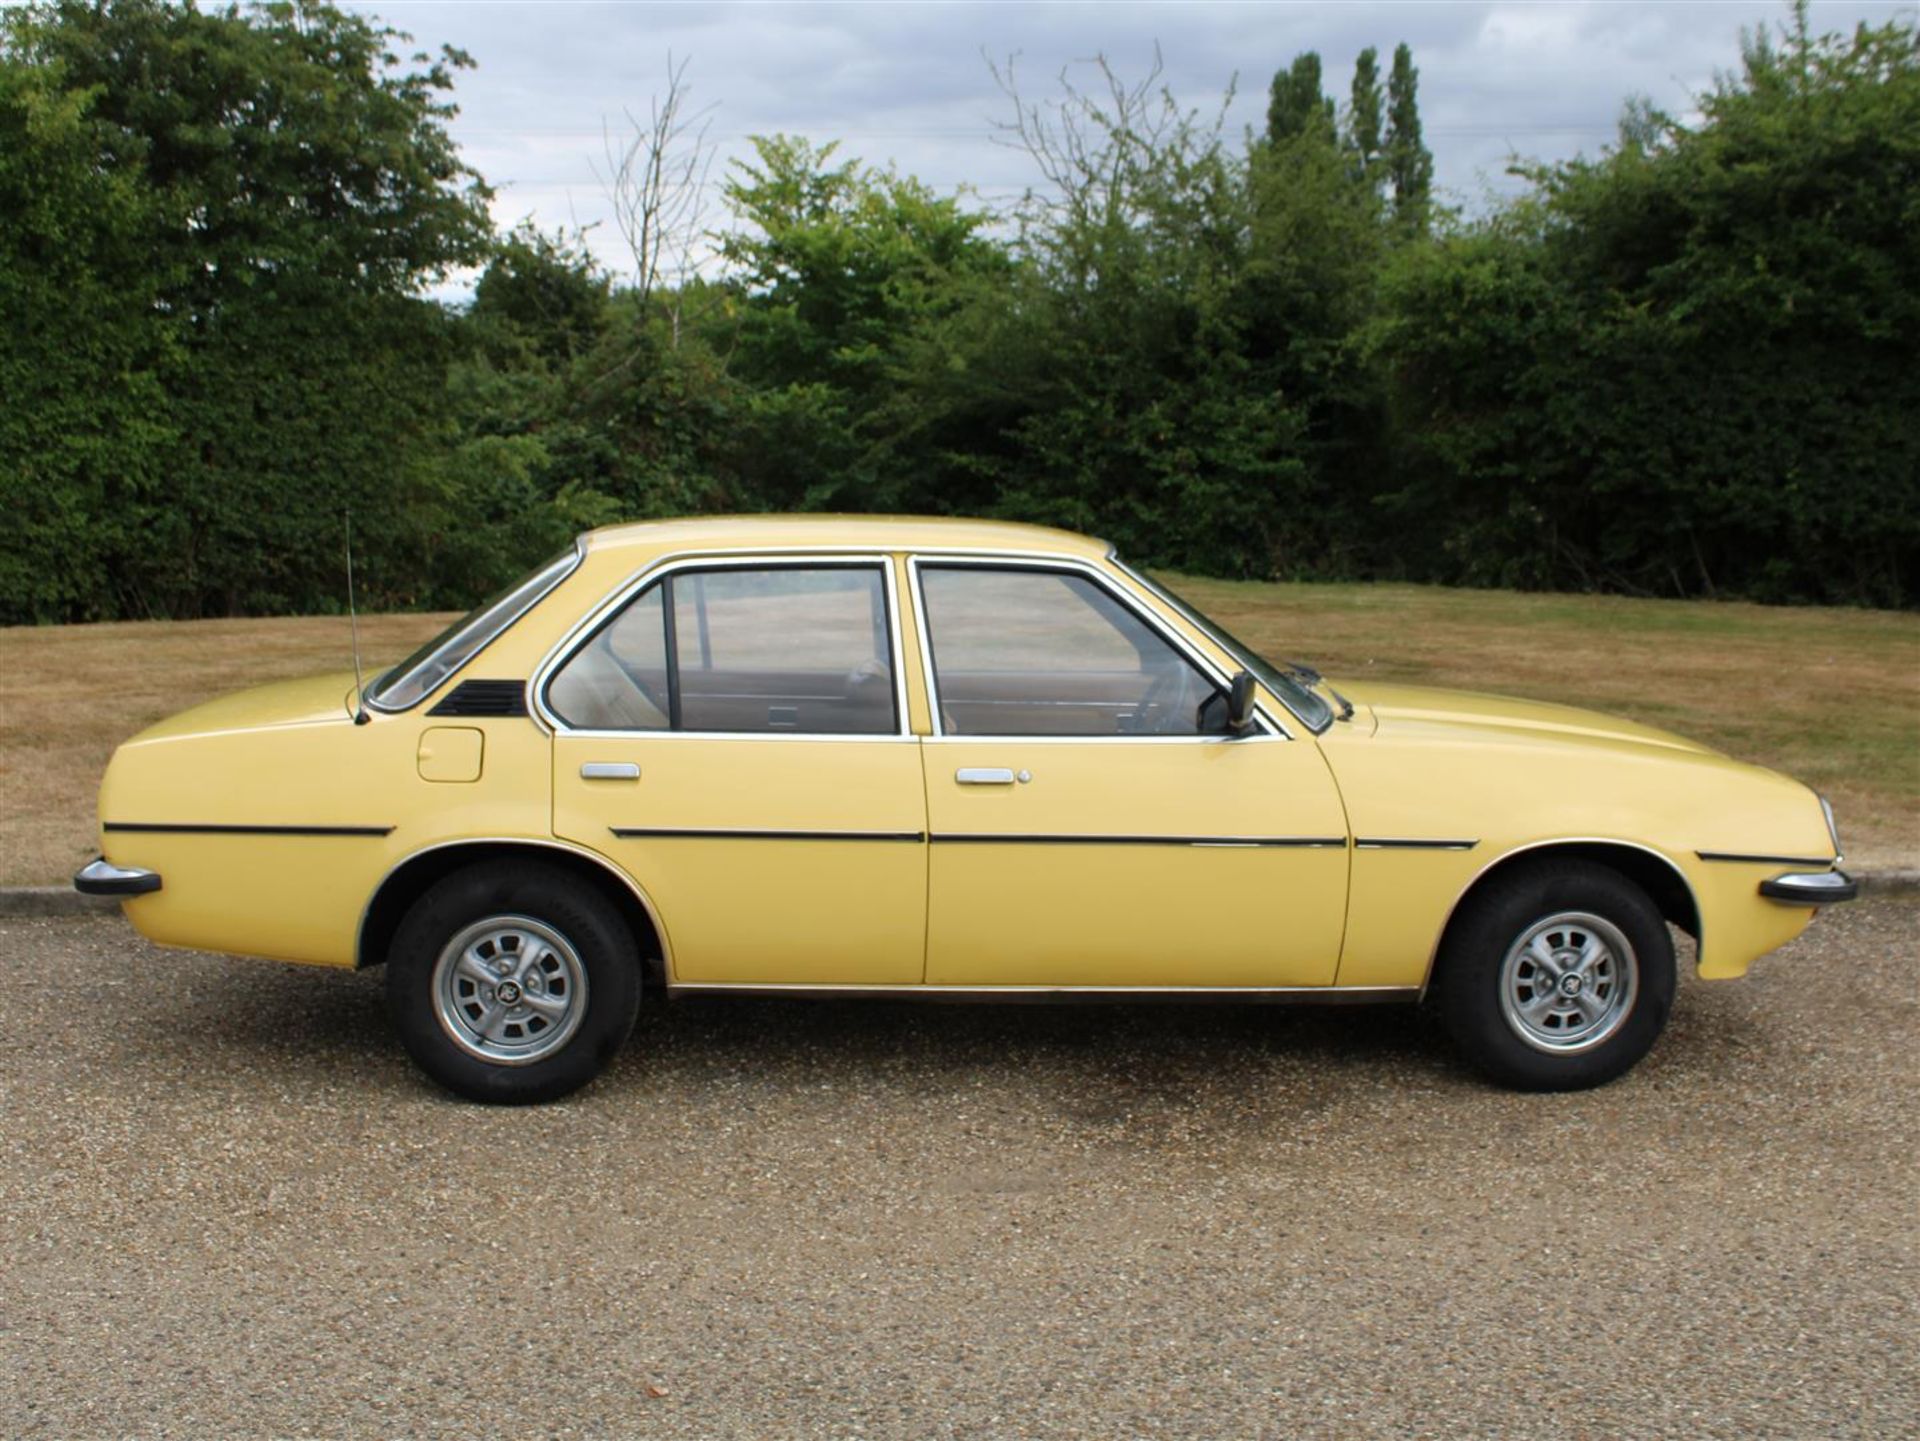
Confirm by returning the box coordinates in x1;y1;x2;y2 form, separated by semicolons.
1433;859;1675;1090
387;862;640;1104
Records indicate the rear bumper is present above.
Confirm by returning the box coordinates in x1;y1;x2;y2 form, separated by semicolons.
1759;869;1856;906
74;857;163;897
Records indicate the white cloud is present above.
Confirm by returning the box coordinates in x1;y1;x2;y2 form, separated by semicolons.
355;0;1912;294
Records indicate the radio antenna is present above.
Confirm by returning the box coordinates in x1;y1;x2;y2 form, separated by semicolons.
344;510;370;725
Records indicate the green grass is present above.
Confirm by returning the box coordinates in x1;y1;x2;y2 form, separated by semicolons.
2;580;1914;885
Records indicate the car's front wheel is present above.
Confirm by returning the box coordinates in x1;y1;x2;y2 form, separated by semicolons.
1432;859;1676;1090
387;862;640;1104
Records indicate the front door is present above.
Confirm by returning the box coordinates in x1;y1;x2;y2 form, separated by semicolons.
913;560;1349;988
548;558;926;985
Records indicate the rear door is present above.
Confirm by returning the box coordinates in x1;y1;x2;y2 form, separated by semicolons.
546;557;926;985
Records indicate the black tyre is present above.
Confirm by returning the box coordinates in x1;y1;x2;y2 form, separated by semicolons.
1432;859;1675;1091
386;861;641;1104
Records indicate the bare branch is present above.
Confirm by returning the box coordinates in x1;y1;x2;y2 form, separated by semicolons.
987;45;1233;282
593;52;720;341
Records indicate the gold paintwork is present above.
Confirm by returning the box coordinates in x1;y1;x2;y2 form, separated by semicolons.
93;515;1841;989
554;737;927;984
921;736;1349;986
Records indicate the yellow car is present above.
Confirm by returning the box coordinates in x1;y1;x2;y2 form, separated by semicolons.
76;517;1854;1102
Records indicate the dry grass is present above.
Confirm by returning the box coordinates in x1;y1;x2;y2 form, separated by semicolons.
2;584;1914;885
0;612;450;886
1165;576;1919;868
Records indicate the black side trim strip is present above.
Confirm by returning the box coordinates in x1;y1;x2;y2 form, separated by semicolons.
1697;850;1836;867
610;827;925;843
104;822;395;837
930;834;1348;848
1354;838;1479;851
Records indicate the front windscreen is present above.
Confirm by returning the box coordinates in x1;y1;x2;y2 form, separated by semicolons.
367;545;581;712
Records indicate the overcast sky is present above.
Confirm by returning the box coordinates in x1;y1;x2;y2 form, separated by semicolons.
349;0;1914;291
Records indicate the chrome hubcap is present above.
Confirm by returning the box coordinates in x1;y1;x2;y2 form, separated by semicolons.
1498;911;1637;1055
432;915;588;1066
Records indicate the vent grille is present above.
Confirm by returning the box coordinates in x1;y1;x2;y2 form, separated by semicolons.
428;679;528;718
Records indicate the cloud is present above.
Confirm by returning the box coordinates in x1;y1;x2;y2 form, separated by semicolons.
354;0;1911;292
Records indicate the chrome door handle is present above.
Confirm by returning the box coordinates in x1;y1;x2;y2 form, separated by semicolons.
580;762;640;781
956;767;1018;785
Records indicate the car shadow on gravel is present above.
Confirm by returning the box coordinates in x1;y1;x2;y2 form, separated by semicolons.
615;996;1472;1132
98;937;1469;1106
63;929;1833;1155
631;992;1453;1079
74;913;1810;1113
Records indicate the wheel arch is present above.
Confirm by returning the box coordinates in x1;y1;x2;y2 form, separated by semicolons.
1423;839;1700;994
358;838;669;985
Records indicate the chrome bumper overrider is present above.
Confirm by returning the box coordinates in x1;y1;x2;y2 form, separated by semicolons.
1759;870;1857;906
74;857;162;897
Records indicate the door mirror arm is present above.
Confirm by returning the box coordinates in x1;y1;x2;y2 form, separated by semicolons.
1225;670;1257;736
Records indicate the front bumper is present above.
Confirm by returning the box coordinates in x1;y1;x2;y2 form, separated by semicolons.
1759;869;1857;906
74;857;162;897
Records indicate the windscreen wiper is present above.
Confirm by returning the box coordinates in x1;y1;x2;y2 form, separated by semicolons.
1283;660;1354;722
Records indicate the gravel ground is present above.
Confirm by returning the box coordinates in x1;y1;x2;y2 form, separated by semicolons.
3;901;1915;1440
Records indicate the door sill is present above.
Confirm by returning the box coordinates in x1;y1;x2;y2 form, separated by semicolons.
665;982;1420;1005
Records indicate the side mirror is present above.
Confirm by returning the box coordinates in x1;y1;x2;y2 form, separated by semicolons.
1225;670;1257;734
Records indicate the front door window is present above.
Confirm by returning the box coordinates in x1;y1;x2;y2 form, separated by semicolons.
917;565;1220;737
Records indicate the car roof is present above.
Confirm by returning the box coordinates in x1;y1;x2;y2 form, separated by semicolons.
581;513;1113;560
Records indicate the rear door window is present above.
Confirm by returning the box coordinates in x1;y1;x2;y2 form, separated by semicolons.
546;563;898;735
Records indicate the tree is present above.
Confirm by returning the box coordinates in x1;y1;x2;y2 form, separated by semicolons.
970;54;1335;574
471;224;612;369
0;55;175;620
1385;43;1434;235
0;0;493;619
1347;46;1385;187
717;134;1004;511
1266;52;1335;145
1372;4;1920;605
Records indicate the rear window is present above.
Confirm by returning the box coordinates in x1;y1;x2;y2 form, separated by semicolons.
368;546;580;712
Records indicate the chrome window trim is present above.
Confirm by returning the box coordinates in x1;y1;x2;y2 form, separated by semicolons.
919;733;1270;747
366;537;585;715
905;553;1291;742
531;551;913;742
